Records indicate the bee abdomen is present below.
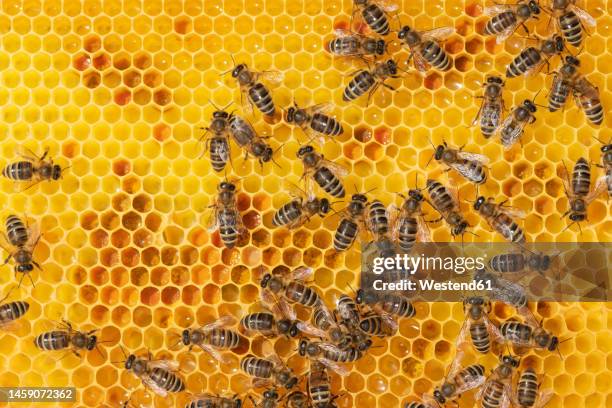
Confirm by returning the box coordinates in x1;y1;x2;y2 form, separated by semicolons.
0;301;29;323
490;253;524;272
549;79;571;112
459;364;485;383
484;11;517;35
209;328;241;349
482;380;504;408
314;167;345;198
398;217;417;251
506;47;540;77
481;104;502;138
517;368;538;407
209;137;229;172
368;200;389;236
34;331;70;350
334;219;358;251
240;313;274;331
151;367;185;392
2;162;34;181
328;37;360;56
362;4;389;35
273;200;301;227
427;181;454;212
248;83;275;116
470;323;491;353
6;215;28;247
421;41;451;71
559;12;582;47
500;322;532;342
343;71;375;102
286;282;320;307
405;403;427;408
577;94;604;125
241;356;273;378
218;208;240;248
311;114;343;136
572;158;591;195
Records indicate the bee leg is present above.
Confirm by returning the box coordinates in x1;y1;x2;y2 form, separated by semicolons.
40;148;49;161
2;254;12;265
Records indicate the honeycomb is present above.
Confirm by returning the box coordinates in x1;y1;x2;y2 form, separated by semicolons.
0;0;610;407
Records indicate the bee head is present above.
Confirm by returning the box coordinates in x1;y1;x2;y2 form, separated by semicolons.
219;181;235;191
289;322;299;337
298;339;308;356
552;0;569;9
261;146;274;163
285;375;298;389
398;25;412;40
487;75;503;85
232;64;246;78
297;145;314;158
554;35;565;52
260;273;272;288
473;196;486;210
376;39;386;55
453;221;469;236
570;212;586;221
86;335;98;350
264;389;279;400
360;339;373;351
408;189;424;201
352;193;368;203
52;165;63;180
540;254;551;270
524;99;537;113
181;329;191;345
213;110;229;119
286;107;296;122
527;0;540;14
434;145;445;160
386;60;398;75
432;389;446;403
16;264;33;273
501;354;520;367
548;336;559;351
566;55;580;67
125;354;136;369
234;399;242;408
319;198;331;216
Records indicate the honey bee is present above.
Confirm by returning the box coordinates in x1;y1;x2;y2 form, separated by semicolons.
1;214;42;287
498;99;538;150
507;35;565;78
186;394;243;408
121;351;185;397
547;0;596;48
390;185;430;252
548;55;580;112
272;183;331;229
476;354;520;408
333;193;369;252
356;290;416;319
343;59;400;105
351;0;398;36
311;305;353;348
474;268;529;311
2;147;67;190
200;107;231;172
286;102;344;144
489;251;553;276
34;319;101;358
474;196;526;243
500;320;560;352
516;368;554;408
207;181;244;249
429;141;489;185
230;63;282;117
593;136;612;198
297;145;348;198
228;115;276;165
457;297;501;354
474;76;505;139
298;339;353;375
327;29;388;58
308;360;338;408
248;389;281;408
484;1;541;44
432;350;486;405
560;158;606;229
0;290;29;328
398;26;454;72
240;354;298;389
260;266;323;308
336;294;362;328
366;199;390;241
426;179;471;238
286;391;309;408
358;314;397;337
240;296;299;338
181;316;242;364
572;70;604;126
404;402;437;408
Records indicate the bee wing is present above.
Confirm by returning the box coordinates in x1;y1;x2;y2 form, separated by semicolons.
261;70;284;85
372;0;399;12
202;315;236;331
296;321;328;338
421;27;454;41
199;343;231;364
333;28;360;38
380;312;398;333
483;313;504;344
141;375;168;398
292;266;314;281
411;50;430;73
585;175;608;204
25;222;41;249
264;352;286;369
305;103;333;115
15;145;40;162
416;216;431;243
498;116;527;150
238;87;255;116
445;348;466;380
456;151;490;165
285;214;310;230
148;359;180;371
205;205;219;232
570;4;596;26
320;159;349;177
0;319;22;332
495;26;516;44
317;342;344;355
455;371;487;394
535;389;555;408
499;204;526;219
449;161;485;183
317;357;350;376
388;205;401;241
285;181;311;200
252;377;274;388
484;4;513;16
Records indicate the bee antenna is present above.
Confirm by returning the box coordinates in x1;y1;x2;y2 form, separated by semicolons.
208;99;221;111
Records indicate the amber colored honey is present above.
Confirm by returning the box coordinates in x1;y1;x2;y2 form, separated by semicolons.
0;0;610;407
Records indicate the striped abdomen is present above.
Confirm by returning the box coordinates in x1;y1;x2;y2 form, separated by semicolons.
218;208;240;248
484;11;517;35
470;321;491;353
398;216;418;251
150;367;185;393
0;301;29;324
481;380;505;408
500;322;532;343
576;91;603;125
491;213;525;243
421;41;451;71
34;331;70;350
572;158;591;195
368;200;389;237
248;83;275;116
549;76;571;112
427;180;455;213
273;200;301;227
359;316;388;336
481;101;502;138
2;161;34;181
241;356;273;378
380;294;415;318
285;281;320;307
463;159;487;184
343;70;375;102
208;328;241;349
314;167;345;198
311;113;343;136
6;215;28;247
333;219;358;251
506;47;541;77
309;363;332;408
490;253;525;273
456;364;485;388
328;36;360;56
209;136;229;172
517;368;538;407
240;313;275;332
405;403;427;408
558;12;583;47
361;3;389;35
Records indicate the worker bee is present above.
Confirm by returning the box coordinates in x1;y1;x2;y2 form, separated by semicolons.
367;199;390;241
298;339;354;375
186;394;243;408
358;314;397;337
593;135;612;198
351;0;398;36
561;158;606;229
572;70;604;126
507;34;565;78
260;266;323;308
207;181;245;249
1;214;42;287
498;98;538;150
429;141;489;185
247;389;282;408
336;294;362;328
476;354;520;408
228;115;276;165
489;251;554;276
272;183;331;229
516;368;554;408
432;350;486;404
121;351;185;397
426;179;471;238
474;197;526;243
474;76;505;139
286;391;309;408
457;297;501;354
200;107;231;172
240;354;298;389
311;305;353;348
34;319;102;358
240;296;300;338
356;290;416;319
404;402;437;408
390;185;430;252
474;268;529;311
343;59;400;105
484;1;541;44
286;102;344;144
327;29;388;58
548;55;580;112
500;320;560;352
333;193;369;251
230;63;282;117
297;145;348;198
181;316;242;364
308;360;339;408
0;290;29;328
398;26;454;72
547;0;596;48
2;146;67;190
